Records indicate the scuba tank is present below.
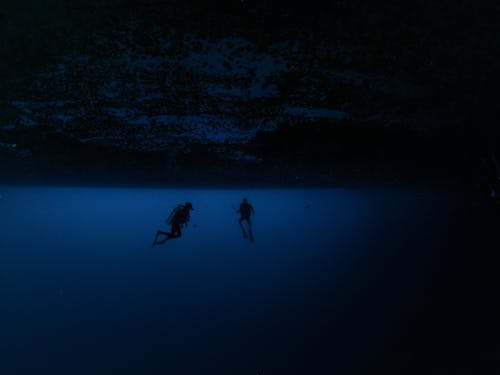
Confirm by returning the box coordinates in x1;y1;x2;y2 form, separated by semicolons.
166;205;184;225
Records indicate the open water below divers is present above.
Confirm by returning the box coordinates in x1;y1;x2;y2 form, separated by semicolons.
0;186;498;374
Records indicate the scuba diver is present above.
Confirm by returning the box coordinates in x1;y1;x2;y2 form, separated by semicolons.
152;202;193;246
237;198;255;242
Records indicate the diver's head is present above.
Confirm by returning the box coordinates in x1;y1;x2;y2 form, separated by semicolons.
243;198;247;202
185;202;193;210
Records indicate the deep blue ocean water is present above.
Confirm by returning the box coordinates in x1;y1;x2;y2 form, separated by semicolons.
0;186;497;374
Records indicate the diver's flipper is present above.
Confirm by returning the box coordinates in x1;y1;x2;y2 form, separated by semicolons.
248;230;255;243
152;232;170;247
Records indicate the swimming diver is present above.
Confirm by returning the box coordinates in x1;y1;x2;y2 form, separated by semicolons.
237;198;255;242
152;202;193;246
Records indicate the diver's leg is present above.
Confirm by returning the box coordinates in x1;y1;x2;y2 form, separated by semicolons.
239;217;248;238
167;222;182;240
246;218;254;242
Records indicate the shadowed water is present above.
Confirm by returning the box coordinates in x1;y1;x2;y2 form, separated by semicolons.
0;186;498;374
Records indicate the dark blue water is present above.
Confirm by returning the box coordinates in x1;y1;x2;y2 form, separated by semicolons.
0;187;498;374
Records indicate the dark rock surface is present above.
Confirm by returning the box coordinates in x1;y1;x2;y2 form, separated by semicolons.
0;1;498;184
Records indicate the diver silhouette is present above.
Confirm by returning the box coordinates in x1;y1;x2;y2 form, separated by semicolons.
152;202;193;246
237;198;255;242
